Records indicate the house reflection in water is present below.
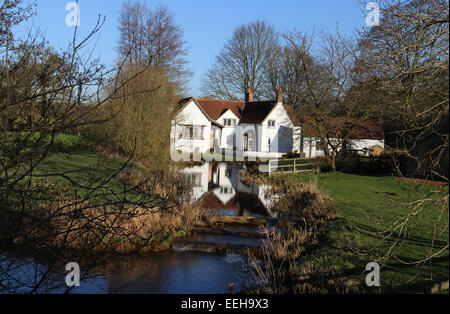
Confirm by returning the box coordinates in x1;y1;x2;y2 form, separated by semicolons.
179;162;274;218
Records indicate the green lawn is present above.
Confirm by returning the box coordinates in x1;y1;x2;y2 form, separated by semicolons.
37;150;127;193
30;133;142;202
280;172;449;293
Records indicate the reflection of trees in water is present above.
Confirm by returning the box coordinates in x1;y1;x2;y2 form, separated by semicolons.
1;249;97;294
1;247;131;293
2;228;254;293
93;252;250;294
100;252;180;294
1;249;198;294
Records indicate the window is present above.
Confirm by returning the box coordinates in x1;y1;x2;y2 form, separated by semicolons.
179;125;204;139
224;119;237;127
244;133;255;151
220;187;234;194
193;126;203;140
185;173;202;186
181;126;192;139
268;138;271;152
268;120;276;128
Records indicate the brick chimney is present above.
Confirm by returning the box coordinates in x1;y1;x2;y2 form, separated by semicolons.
245;88;254;102
277;87;284;103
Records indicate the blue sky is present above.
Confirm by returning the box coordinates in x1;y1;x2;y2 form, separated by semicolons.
21;0;369;96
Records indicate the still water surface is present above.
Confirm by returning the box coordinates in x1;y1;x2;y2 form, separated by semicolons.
2;162;272;294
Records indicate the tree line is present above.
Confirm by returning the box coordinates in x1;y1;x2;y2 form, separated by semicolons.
202;0;448;177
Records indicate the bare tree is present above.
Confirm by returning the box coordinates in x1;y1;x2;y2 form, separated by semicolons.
281;31;374;171
0;0;197;294
351;0;449;282
117;0;190;90
265;40;314;109
0;0;34;45
357;0;448;157
201;20;278;100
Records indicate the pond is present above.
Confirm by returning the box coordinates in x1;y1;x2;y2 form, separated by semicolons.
1;250;253;294
1;162;273;294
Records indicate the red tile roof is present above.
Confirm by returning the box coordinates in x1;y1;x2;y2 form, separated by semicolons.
196;98;245;120
302;117;384;140
200;192;239;211
284;105;301;127
351;120;385;140
174;97;304;130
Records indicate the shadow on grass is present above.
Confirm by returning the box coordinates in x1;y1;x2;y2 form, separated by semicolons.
349;221;449;249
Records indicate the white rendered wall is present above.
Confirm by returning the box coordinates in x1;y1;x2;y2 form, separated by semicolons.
303;137;385;158
262;104;295;153
171;100;212;154
218;110;240;149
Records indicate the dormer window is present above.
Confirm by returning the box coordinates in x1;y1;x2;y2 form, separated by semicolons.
224;119;237;127
268;120;276;128
220;187;234;194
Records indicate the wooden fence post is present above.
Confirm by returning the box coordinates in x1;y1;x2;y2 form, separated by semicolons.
293;158;296;174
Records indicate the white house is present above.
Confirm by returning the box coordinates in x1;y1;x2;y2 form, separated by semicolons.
171;88;384;158
171;89;301;158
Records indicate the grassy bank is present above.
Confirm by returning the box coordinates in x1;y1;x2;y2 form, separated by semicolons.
249;171;448;293
296;173;446;292
8;132;204;254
